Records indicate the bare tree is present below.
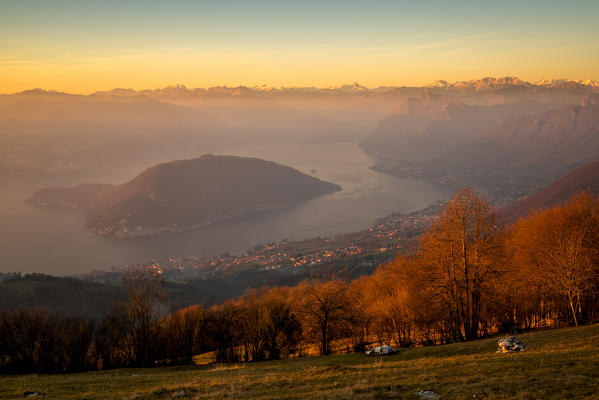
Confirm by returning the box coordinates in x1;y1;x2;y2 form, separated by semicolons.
164;305;206;364
419;187;503;340
106;268;167;367
298;280;350;355
205;301;242;363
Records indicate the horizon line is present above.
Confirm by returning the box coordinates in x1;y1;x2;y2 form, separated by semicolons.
3;76;599;96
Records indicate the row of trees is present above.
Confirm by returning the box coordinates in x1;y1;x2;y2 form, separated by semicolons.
1;188;598;374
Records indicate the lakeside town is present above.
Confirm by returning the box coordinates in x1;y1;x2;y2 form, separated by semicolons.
84;202;444;282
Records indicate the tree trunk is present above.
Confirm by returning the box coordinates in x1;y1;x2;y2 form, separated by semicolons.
568;295;579;328
321;322;328;355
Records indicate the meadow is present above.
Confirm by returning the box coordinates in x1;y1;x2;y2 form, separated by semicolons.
1;324;598;400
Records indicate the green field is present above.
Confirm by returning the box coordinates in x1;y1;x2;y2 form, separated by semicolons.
2;324;598;399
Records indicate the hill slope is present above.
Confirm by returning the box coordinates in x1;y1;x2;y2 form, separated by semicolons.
499;159;599;223
0;274;124;318
1;324;597;399
444;97;599;196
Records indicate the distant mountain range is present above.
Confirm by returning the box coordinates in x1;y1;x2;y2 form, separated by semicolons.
425;95;599;195
359;92;554;163
5;77;597;98
499;160;599;223
3;77;597;199
26;155;340;238
427;77;599;90
2;77;596;172
364;94;599;199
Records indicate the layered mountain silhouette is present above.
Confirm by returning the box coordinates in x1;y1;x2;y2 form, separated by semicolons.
27;155;341;238
424;95;599;195
365;94;599;198
427;76;599;90
359;92;553;163
2;77;596;178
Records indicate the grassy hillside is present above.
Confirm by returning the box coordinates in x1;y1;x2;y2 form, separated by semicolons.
2;324;598;399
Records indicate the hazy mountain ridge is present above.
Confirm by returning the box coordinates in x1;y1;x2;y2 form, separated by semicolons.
28;155;341;238
7;76;595;97
3;77;597;105
423;96;599;195
428;76;599;90
359;92;555;163
1;77;595;179
365;94;599;199
0;94;228;177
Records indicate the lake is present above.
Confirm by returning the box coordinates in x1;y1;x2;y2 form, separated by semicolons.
0;142;449;275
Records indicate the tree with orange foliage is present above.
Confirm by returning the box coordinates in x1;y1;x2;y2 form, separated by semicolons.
508;193;599;327
237;287;301;361
418;187;503;341
163;305;206;364
259;288;302;360
343;277;375;351
363;256;418;347
297;280;350;355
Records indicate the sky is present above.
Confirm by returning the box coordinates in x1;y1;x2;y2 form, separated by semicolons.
1;0;598;93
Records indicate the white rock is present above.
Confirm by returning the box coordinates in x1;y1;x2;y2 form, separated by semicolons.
416;390;440;399
365;344;397;356
497;337;525;353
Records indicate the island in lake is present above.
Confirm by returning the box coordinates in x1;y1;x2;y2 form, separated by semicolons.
26;155;341;238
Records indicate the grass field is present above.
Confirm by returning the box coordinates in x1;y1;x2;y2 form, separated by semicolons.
1;324;598;399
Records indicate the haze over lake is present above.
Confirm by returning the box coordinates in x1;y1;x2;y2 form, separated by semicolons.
0;142;449;275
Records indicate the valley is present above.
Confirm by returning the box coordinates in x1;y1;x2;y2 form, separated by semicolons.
3;2;599;398
0;142;448;275
2;79;598;278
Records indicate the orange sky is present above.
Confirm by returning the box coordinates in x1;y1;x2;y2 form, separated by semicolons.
2;1;598;94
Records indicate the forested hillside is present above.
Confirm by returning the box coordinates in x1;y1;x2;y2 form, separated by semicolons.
2;188;597;374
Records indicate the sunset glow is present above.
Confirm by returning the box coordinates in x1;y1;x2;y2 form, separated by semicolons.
1;1;599;395
2;0;599;93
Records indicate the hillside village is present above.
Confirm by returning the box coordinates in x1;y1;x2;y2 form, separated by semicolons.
90;202;442;281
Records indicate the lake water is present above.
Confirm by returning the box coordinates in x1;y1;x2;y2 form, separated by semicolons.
0;142;449;275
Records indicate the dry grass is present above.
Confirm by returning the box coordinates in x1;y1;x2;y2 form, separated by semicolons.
1;324;598;399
